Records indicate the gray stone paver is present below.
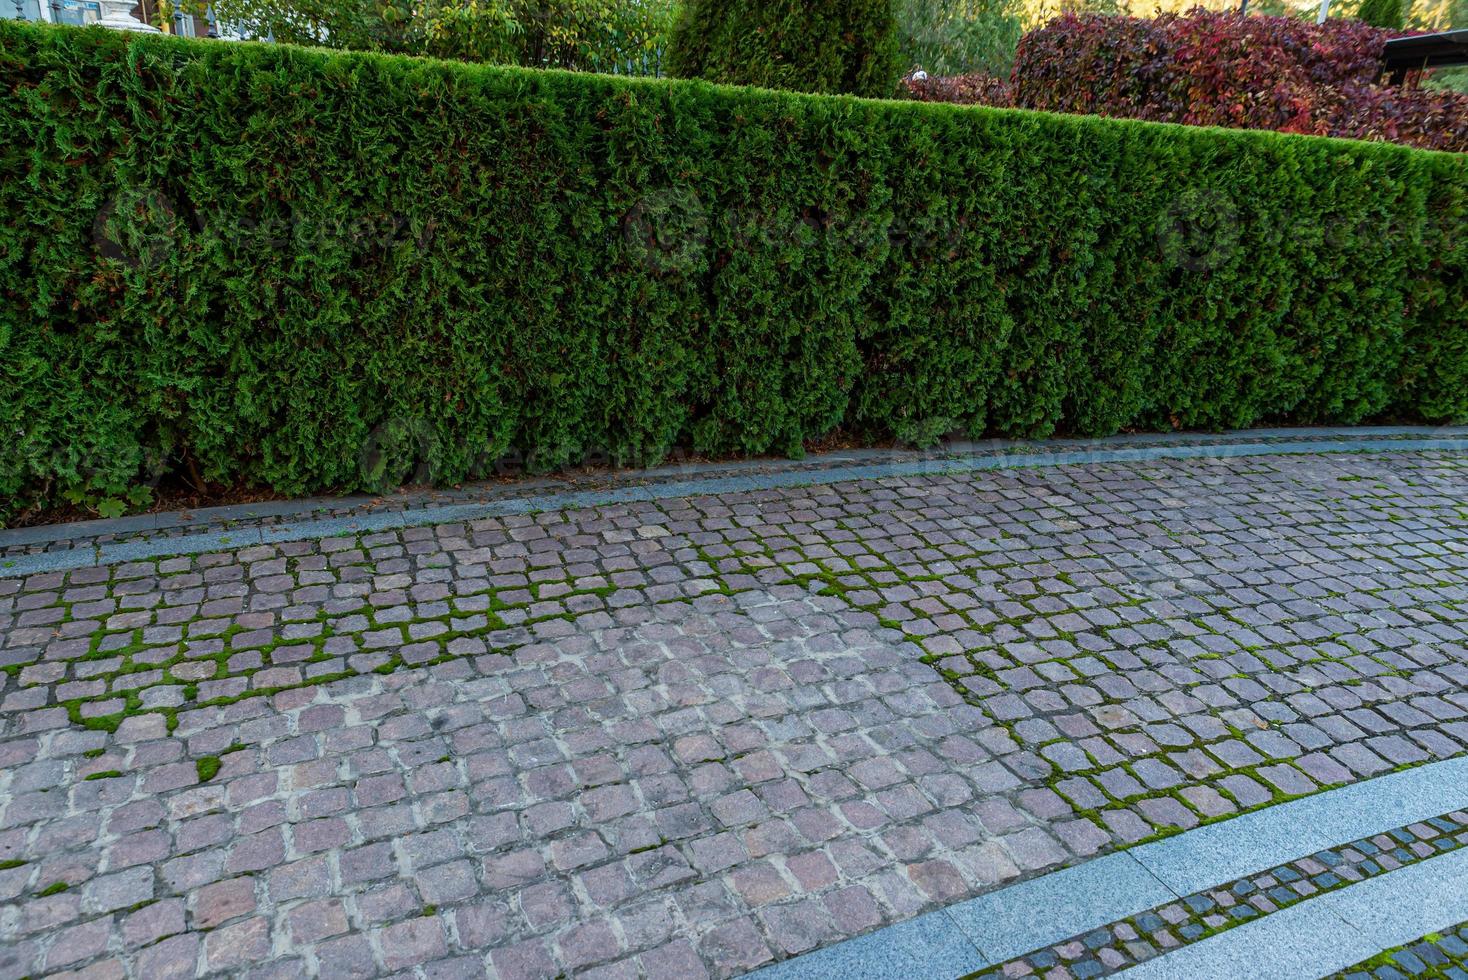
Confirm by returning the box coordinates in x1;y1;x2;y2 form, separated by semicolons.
0;450;1466;977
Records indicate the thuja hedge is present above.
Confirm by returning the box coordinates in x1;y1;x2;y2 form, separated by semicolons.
1;21;1465;522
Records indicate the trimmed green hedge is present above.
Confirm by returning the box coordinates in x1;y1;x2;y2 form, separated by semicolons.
1;21;1465;523
666;0;901;97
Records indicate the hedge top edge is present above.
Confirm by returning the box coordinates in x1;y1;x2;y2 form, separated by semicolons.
3;19;1464;160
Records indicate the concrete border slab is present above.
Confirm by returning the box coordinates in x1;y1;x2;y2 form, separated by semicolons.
946;852;1175;963
752;911;990;980
1127;757;1468;895
7;425;1463;550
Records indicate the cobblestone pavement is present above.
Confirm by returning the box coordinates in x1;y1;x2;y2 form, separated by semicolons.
1;448;1466;978
1335;923;1468;979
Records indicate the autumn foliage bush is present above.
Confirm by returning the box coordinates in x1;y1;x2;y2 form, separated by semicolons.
902;70;1014;106
1009;10;1468;152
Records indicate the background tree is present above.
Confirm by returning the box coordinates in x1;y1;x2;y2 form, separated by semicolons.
1357;0;1405;27
666;0;902;96
897;0;1023;75
208;0;675;72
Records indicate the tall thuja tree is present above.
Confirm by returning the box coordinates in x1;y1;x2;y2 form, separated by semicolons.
666;0;902;96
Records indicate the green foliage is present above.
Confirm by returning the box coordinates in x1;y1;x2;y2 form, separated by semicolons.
410;0;525;65
196;756;222;781
208;0;676;72
152;0;210;31
0;21;1464;524
897;0;1022;77
1409;0;1466;29
1427;67;1468;94
666;0;902;96
1357;0;1405;28
513;0;676;73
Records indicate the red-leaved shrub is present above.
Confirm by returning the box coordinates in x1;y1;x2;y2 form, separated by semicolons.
901;71;1015;106
998;10;1466;152
1324;82;1468;152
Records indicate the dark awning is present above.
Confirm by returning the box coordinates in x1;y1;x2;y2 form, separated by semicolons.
1382;29;1468;73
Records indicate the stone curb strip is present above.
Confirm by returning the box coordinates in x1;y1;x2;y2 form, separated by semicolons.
4;425;1461;551
4;432;1467;581
747;757;1468;979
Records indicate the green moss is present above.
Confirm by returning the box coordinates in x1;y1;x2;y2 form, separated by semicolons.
36;882;69;897
67;705;124;734
83;770;124;781
195;757;222;782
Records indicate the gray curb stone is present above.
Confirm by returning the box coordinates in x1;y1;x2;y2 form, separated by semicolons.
10;425;1460;549
4;429;1467;581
